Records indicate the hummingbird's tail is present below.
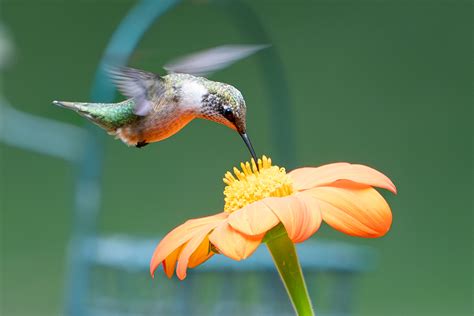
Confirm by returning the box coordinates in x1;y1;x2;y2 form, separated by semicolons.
52;99;138;133
53;100;87;112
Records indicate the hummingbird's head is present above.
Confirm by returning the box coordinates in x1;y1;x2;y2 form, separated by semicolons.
200;83;257;162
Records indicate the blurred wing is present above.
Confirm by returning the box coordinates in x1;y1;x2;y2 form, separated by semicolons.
107;66;165;116
163;44;269;77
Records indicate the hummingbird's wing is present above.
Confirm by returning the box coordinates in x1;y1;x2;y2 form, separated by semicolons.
107;66;165;116
163;44;269;77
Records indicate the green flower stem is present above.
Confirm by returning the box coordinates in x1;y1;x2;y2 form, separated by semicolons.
266;230;315;316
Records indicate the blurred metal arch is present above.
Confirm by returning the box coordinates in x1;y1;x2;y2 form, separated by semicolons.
67;0;294;315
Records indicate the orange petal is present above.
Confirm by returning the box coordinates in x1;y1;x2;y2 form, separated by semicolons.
162;245;183;278
176;224;217;280
188;236;214;268
263;195;322;243
293;192;323;242
307;182;392;237
227;200;280;236
289;163;397;193
150;212;227;277
209;222;263;261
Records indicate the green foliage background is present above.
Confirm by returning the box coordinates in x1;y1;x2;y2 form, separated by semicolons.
1;0;471;315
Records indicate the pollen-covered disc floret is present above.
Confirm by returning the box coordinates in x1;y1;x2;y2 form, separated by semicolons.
223;156;294;213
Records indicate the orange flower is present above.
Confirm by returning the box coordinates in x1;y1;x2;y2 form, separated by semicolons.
151;156;396;280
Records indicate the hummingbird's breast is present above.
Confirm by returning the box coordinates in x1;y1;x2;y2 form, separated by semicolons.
116;103;195;146
116;75;208;146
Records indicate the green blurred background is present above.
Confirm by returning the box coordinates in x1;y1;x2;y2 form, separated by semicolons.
1;0;472;315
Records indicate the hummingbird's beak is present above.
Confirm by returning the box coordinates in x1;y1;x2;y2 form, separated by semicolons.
240;132;258;165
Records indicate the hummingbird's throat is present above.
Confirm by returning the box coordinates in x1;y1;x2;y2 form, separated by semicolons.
223;156;294;213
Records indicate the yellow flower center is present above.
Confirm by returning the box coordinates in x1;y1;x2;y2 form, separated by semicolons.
223;156;294;213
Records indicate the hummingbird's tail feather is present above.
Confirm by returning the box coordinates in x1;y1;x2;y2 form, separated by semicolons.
53;100;88;112
53;100;103;127
52;99;138;133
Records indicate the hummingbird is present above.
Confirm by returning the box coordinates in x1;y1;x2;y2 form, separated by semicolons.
53;45;267;162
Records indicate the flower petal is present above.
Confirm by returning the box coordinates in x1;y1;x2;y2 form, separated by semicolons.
293;192;323;242
150;212;227;277
306;182;392;237
188;236;214;268
209;222;263;260
176;224;217;280
263;195;322;243
227;200;280;236
289;163;397;193
162;245;183;278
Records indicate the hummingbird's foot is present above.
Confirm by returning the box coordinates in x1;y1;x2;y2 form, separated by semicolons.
136;141;149;148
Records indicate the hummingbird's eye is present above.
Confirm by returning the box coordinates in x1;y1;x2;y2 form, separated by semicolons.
223;107;234;122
